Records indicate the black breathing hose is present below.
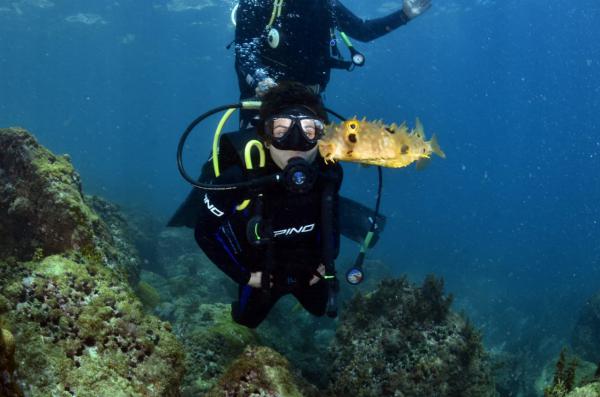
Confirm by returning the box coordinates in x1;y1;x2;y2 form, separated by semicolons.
176;103;280;191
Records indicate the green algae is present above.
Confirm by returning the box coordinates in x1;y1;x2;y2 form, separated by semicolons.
566;382;600;397
135;281;161;311
328;276;494;397
1;253;184;396
180;303;258;395
207;345;315;397
544;349;600;397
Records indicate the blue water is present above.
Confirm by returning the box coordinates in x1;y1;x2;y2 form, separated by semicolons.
2;0;600;364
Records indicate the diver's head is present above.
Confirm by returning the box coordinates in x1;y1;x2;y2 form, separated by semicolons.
259;82;327;169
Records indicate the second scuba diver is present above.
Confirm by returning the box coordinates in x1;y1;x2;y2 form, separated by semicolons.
190;82;343;328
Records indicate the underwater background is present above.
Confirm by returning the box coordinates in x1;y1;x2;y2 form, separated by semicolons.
1;0;600;395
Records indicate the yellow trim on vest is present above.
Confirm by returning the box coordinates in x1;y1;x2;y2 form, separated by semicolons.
236;200;251;211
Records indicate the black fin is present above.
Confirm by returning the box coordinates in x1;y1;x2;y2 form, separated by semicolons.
339;196;386;248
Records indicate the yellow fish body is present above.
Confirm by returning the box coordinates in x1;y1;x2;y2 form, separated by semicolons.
318;117;446;168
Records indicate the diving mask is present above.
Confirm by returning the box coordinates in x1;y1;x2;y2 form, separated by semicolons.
264;107;325;151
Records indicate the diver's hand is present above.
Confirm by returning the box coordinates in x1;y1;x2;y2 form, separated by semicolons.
309;264;326;286
403;0;431;19
247;272;273;288
255;77;277;97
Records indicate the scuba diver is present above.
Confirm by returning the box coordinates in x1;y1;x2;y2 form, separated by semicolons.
182;82;342;328
233;0;432;125
169;81;387;326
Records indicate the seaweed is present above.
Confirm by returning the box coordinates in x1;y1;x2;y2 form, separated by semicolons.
545;348;579;397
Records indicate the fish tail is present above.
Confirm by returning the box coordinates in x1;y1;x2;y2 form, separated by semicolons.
430;134;446;159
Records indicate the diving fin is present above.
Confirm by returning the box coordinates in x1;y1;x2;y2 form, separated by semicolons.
339;196;386;248
167;187;205;228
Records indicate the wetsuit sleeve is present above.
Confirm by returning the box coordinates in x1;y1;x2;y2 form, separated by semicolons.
235;0;273;88
333;0;410;42
194;165;252;285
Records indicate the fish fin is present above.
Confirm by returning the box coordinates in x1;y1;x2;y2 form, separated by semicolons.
399;121;408;134
415;118;426;140
429;134;446;159
416;156;431;171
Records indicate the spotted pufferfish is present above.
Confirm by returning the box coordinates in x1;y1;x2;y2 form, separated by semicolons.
318;117;446;168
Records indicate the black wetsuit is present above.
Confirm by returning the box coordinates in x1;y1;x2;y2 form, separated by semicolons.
193;131;343;328
235;0;412;99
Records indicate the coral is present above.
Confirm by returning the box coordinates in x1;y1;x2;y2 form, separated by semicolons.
327;276;495;397
207;345;319;397
573;291;600;362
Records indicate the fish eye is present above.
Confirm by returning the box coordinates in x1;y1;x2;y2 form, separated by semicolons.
349;121;358;130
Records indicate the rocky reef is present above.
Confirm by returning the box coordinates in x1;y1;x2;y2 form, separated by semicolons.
1;126;501;396
572;291;600;363
327;276;495;396
207;345;319;397
0;127;185;396
0;321;22;397
0;127;141;282
543;348;600;397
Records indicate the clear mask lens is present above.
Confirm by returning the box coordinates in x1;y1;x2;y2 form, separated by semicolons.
265;115;324;143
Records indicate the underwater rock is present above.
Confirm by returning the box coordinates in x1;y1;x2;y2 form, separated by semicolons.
327;276;495;397
542;348;599;397
0;128;185;395
207;345;319;397
0;255;185;396
86;195;142;283
572;292;600;363
175;303;258;396
135;280;162;310
157;228;204;276
0;127;106;261
255;296;335;389
0;128;140;281
564;382;600;397
0;325;23;397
